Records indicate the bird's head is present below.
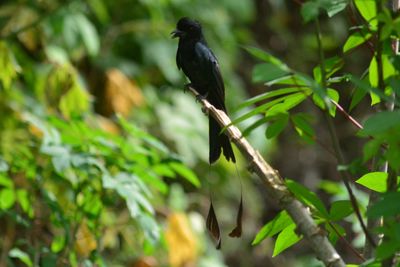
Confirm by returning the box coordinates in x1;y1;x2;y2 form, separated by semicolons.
171;17;203;40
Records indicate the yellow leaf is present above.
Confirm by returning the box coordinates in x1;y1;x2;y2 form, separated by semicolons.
75;221;97;257
165;213;198;267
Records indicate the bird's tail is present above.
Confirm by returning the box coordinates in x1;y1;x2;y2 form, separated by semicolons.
209;116;236;164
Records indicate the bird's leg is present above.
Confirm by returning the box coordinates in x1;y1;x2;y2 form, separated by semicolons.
195;92;209;102
184;83;209;102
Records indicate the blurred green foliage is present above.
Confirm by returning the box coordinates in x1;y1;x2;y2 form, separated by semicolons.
0;0;258;266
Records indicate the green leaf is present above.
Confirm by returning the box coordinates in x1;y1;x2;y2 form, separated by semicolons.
369;56;378;87
16;189;31;215
354;0;377;28
323;0;348;17
326;222;345;244
329;200;353;221
266;113;289;139
74;13;100;56
0;188;15;210
301;1;320;23
9;248;33;267
349;85;367;112
51;235;66;253
169;162;200;188
238;88;301;110
367;192;400;218
286;179;329;218
361;110;400;136
343;31;372;53
356;172;388;193
267;93;308;116
291;113;315;143
273;224;302;256
244;46;290;71
59;81;90;118
252;210;293;245
348;75;399;106
312;88;339;116
363;139;382;162
252;63;290;83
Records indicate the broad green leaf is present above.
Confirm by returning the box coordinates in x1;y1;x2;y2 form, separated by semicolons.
252;210;293;245
356;172;388;192
0;188;15;210
354;0;377;28
376;239;400;260
9;248;33;267
252;63;290;83
266;113;289;139
361;110;400;136
273;224;302;256
169;162;200;188
343;32;372;53
286;179;329;218
367;192;400;218
329;200;353;221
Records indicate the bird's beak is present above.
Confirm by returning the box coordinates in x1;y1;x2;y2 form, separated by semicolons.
171;29;183;38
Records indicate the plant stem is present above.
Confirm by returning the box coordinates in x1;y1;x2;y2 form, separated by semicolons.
315;18;376;249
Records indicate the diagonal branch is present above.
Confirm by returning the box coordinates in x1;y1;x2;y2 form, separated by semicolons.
186;85;345;267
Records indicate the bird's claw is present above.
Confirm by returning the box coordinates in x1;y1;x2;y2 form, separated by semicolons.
196;92;208;102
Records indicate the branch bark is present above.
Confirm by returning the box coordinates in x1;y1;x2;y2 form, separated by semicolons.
186;85;345;267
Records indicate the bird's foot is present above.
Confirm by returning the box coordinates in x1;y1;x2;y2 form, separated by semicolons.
195;92;209;102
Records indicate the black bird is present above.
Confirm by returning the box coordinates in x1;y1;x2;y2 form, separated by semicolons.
172;17;236;164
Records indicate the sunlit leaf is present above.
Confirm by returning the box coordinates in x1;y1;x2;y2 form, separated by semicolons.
252;210;293;245
343;31;372;53
273;224;302;256
356;172;388;193
354;0;377;28
9;248;33;267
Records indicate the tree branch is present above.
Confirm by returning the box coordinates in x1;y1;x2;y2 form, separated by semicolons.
186;85;345;267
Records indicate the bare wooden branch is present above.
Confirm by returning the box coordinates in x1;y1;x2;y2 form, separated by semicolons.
186;86;345;267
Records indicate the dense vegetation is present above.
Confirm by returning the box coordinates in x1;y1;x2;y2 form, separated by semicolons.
0;0;399;266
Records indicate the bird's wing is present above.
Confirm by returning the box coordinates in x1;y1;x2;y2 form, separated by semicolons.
176;48;182;70
195;42;226;109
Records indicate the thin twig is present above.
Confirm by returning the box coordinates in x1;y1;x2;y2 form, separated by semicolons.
315;18;376;248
